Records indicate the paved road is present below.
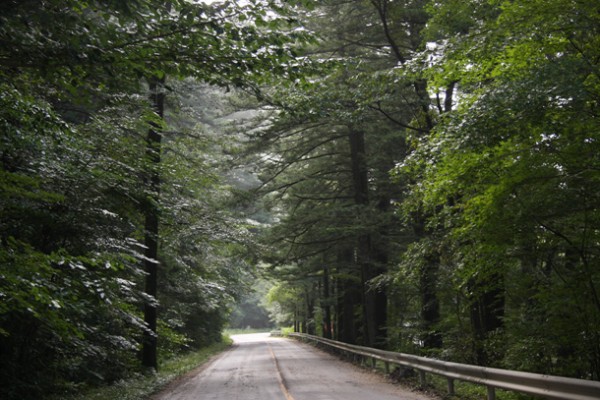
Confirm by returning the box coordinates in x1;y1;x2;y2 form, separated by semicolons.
154;332;433;400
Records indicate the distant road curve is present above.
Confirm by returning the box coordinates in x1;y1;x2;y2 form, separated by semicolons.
153;332;434;400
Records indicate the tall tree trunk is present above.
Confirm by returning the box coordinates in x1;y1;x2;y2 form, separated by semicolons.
322;266;332;339
348;129;372;346
420;251;442;349
410;211;442;351
141;76;165;370
370;243;388;348
306;288;315;335
348;128;387;347
369;158;395;349
337;248;359;344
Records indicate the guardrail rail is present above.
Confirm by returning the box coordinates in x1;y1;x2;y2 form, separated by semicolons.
288;332;600;400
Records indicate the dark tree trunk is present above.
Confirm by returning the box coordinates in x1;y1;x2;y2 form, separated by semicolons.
141;76;165;370
340;279;359;344
337;248;359;344
294;308;299;333
348;129;375;347
369;170;393;349
349;130;369;206
371;245;388;348
348;128;388;348
322;266;332;339
420;252;442;349
411;213;442;351
306;288;315;335
301;315;307;334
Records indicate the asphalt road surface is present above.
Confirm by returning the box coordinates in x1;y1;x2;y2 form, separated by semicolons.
154;332;434;400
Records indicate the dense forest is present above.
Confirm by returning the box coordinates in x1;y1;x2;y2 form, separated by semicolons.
1;0;599;398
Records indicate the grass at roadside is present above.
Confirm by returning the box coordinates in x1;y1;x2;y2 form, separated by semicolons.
280;326;294;336
55;336;232;400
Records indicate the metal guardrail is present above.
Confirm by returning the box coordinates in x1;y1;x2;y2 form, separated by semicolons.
288;332;600;400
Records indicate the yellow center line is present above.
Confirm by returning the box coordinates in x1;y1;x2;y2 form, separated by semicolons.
268;343;296;400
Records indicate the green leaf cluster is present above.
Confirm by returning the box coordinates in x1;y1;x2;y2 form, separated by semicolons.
393;0;600;375
0;0;317;397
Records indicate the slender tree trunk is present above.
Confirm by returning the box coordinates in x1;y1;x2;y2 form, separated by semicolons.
294;307;299;333
332;275;338;340
306;288;315;335
340;279;358;344
369;162;394;349
141;76;165;370
420;251;442;349
348;129;371;346
371;244;388;348
322;266;332;339
337;248;359;344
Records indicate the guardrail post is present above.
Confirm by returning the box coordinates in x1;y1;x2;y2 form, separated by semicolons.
371;358;377;369
419;370;427;387
384;361;390;374
447;378;455;395
487;386;495;400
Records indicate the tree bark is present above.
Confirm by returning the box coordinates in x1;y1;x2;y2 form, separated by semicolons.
337;248;359;344
348;128;388;348
306;288;315;335
348;129;373;347
141;76;165;370
322;266;332;339
420;251;442;349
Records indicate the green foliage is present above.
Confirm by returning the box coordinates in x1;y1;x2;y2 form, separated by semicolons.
266;281;303;327
1;75;150;398
389;0;600;378
1;0;317;397
50;337;232;400
229;278;273;329
3;0;600;395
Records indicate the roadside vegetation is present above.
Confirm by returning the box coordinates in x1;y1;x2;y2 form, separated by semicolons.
257;0;600;383
0;1;313;399
51;336;232;400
